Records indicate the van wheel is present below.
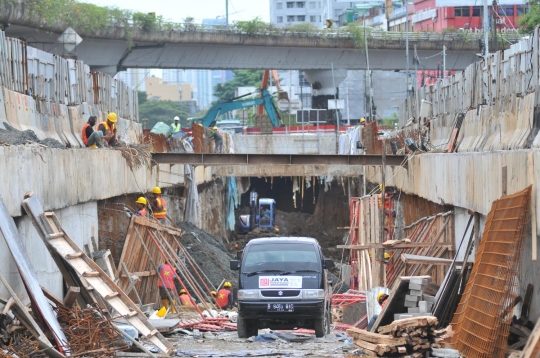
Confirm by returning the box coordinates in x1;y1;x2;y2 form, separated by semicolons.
237;318;258;338
249;320;259;337
237;317;249;338
314;311;328;338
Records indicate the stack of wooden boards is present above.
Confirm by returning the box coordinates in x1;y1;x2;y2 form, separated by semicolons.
347;316;447;357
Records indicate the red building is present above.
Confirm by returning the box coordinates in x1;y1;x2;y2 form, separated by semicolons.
412;0;528;32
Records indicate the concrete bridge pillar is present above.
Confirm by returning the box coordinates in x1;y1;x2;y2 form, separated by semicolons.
303;69;347;123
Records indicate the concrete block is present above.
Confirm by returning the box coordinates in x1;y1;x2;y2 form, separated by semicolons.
408;283;424;290
409;277;429;285
396;314;413;320
423;294;435;303
408;307;420;313
404;300;419;308
409;289;423;296
419;301;428;313
405;294;420;301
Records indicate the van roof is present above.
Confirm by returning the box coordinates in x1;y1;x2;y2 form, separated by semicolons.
247;237;319;245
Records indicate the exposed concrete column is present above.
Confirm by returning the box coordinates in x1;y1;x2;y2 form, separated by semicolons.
304;69;347;123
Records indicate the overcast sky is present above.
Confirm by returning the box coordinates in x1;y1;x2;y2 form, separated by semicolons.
86;0;270;23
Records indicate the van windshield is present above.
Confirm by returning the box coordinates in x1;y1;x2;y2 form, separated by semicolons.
242;243;321;272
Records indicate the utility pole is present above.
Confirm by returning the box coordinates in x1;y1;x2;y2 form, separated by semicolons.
363;17;373;122
442;46;446;78
405;0;410;120
414;45;419;118
483;0;489;56
492;0;498;52
226;0;229;27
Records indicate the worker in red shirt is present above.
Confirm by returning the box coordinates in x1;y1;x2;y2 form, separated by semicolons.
157;263;177;313
216;282;234;309
179;289;196;306
135;197;147;217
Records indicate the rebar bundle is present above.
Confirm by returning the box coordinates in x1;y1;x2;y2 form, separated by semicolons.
0;335;45;358
450;186;532;358
55;304;129;357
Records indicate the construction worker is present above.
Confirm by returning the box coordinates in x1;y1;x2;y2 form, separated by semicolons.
366;292;389;331
151;187;167;223
209;126;223;153
170;116;181;136
179;289;195;306
81;116;104;148
157;263;177;313
98;112;118;147
360;117;366;126
135;197;147;217
383;252;390;264
216;282;234;309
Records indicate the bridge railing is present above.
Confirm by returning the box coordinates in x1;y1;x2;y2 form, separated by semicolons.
147;21;523;43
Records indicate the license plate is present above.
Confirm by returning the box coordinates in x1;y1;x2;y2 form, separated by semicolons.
267;303;294;312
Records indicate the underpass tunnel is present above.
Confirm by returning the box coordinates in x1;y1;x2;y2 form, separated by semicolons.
240;177;320;214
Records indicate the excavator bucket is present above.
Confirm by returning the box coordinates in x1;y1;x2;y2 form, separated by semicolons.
277;90;289;101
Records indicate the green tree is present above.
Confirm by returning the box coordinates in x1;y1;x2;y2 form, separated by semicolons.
213;70;264;102
138;91;147;106
139;100;188;129
519;0;540;33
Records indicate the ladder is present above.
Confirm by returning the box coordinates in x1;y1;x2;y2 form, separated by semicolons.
22;192;175;356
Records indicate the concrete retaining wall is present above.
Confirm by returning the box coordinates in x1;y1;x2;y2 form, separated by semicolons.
0;201;97;303
0;146;185;217
233;134;337;154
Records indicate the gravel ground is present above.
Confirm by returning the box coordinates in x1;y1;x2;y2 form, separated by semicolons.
168;331;354;357
0;122;65;148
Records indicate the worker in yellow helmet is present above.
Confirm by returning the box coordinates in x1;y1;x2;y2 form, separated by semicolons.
151;187;167;223
366;292;389;331
216;282;234;309
383;252;390;264
209;126;223;153
179;289;195;306
97;112;119;147
135;197;147;217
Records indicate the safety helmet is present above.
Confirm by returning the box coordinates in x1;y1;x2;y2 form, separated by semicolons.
157;306;167;317
377;292;389;305
384;252;390;260
180;289;186;294
174;116;180;121
212;126;218;130
107;112;118;123
211;291;217;296
152;187;161;194
360;117;366;123
223;282;232;288
136;197;147;205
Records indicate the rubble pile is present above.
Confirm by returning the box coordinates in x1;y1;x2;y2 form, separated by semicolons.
0;122;65;148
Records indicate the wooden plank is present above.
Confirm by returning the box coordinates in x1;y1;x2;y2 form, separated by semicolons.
119;270;157;278
63;286;80;307
347;327;407;345
41;286;64;307
0;272;64;358
378;316;438;335
352;338;391;356
528;153;537;261
400;254;472;266
338;243;454;249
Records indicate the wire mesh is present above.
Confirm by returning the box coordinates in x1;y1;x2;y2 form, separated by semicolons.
450;186;531;358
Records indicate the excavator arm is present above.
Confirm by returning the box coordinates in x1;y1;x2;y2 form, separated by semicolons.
194;89;282;128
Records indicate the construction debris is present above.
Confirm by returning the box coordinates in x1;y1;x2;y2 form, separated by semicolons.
347;316;440;357
55;304;129;357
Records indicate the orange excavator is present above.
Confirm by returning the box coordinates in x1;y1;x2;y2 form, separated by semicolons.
258;70;289;115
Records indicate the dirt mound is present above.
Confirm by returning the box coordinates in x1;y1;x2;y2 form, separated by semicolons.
0;122;66;149
177;221;238;289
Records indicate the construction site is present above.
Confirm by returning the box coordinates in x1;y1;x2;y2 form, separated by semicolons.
2;1;540;356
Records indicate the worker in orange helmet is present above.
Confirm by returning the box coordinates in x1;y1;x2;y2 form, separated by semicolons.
151;187;167;224
216;282;234;309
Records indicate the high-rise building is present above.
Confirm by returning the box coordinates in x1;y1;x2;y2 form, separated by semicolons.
269;0;353;29
114;68;151;91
